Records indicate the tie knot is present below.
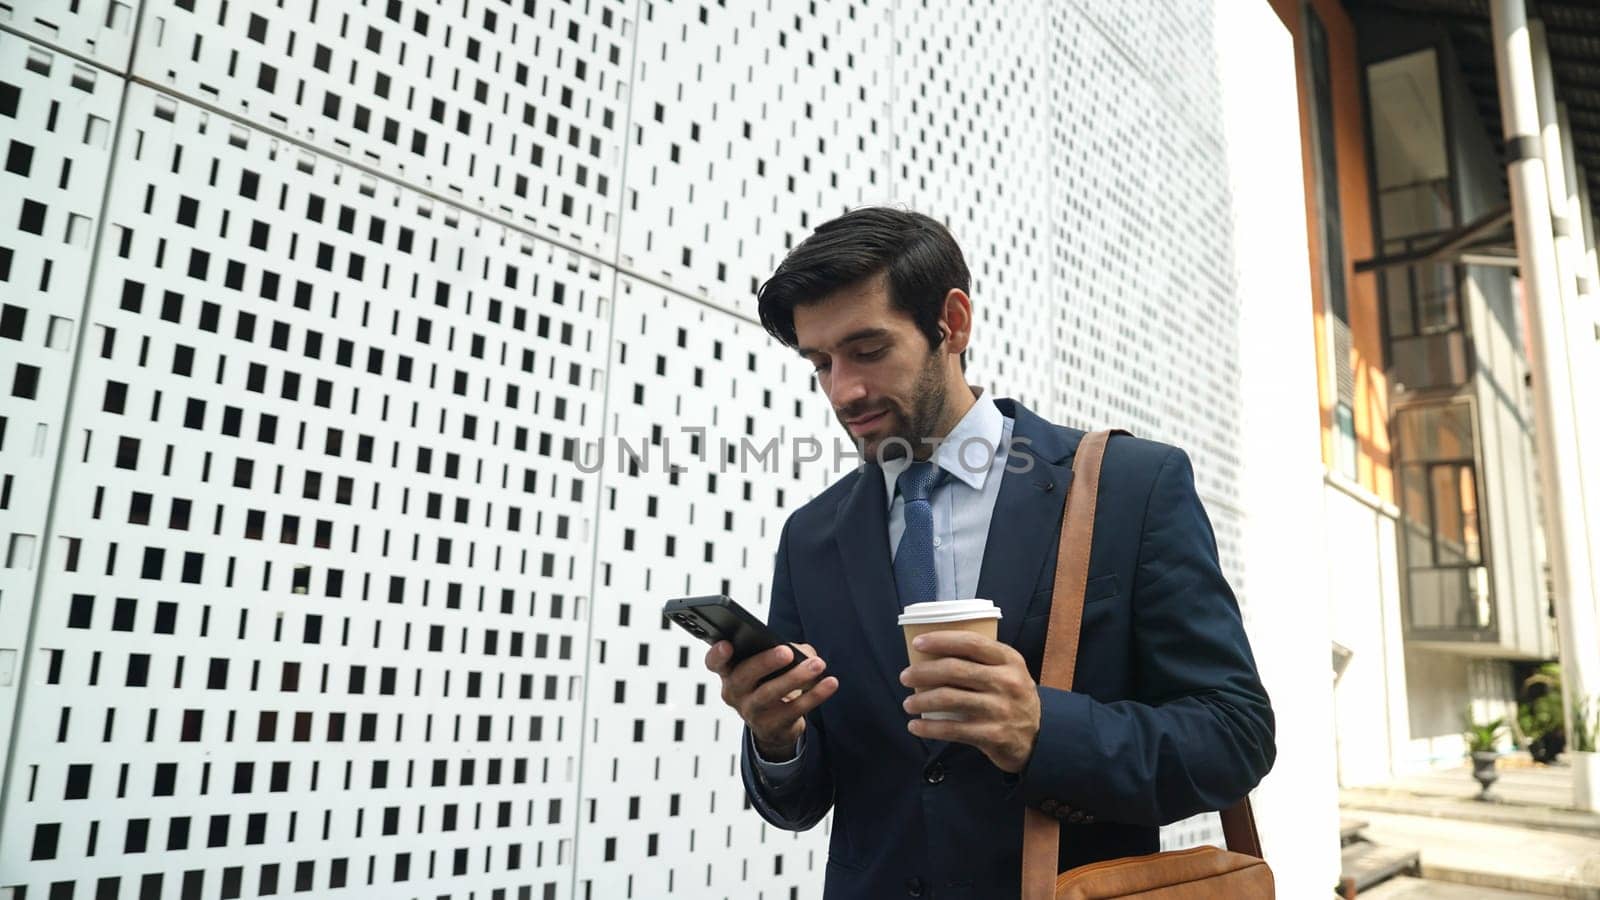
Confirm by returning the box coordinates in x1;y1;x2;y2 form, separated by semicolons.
897;461;945;503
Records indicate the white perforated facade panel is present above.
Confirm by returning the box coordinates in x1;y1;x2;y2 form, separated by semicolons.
889;0;1057;413
1043;3;1245;603
5;71;605;897
0;1;1307;897
134;0;632;255
5;1;139;70
0;29;125;822
618;2;891;310
575;278;839;898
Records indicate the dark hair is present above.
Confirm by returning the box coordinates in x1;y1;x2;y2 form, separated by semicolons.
756;206;970;369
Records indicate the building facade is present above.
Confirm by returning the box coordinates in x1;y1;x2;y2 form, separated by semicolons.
1281;0;1600;790
0;1;1339;898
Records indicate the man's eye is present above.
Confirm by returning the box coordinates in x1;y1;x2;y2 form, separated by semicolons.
812;363;830;375
859;348;887;360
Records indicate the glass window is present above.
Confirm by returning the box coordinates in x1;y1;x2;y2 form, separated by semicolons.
1306;7;1348;325
1429;462;1481;566
1383;247;1415;338
1394;402;1491;632
1396;402;1474;461
1417;265;1459;332
1366;49;1469;390
1334;403;1358;480
1368;50;1450;220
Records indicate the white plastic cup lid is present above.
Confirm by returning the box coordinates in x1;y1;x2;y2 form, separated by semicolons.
897;599;1002;626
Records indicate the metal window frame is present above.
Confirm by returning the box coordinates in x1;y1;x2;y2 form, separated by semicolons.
1392;397;1500;639
1409;457;1484;568
1304;1;1351;326
1363;42;1475;384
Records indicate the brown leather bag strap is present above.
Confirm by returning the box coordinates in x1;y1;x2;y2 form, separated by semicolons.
1021;429;1115;900
1021;430;1261;900
1038;430;1117;693
1220;798;1264;858
1019;805;1060;900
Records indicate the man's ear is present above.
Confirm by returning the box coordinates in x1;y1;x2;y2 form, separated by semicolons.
941;288;973;357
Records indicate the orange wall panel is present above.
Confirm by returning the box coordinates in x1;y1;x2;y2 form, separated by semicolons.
1267;0;1394;503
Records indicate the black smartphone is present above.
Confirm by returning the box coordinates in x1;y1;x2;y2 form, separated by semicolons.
663;594;808;684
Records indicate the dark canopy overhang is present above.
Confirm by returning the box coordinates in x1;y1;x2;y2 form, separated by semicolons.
1346;0;1600;271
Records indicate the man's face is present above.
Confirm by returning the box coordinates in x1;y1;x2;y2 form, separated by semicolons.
793;277;950;462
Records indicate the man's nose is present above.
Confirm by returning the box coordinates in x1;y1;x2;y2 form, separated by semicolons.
827;363;868;410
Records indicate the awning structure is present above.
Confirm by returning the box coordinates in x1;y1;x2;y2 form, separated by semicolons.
1353;206;1517;271
1346;0;1600;271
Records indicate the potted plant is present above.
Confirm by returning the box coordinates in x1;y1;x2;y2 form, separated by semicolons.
1519;664;1566;764
1463;706;1504;801
1573;695;1600;812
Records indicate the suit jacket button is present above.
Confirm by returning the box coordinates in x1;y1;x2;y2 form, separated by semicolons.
905;876;925;897
923;762;945;785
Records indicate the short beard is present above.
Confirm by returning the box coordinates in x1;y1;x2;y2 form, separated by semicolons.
876;349;949;463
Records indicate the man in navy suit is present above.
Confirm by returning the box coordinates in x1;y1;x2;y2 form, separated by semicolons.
705;207;1274;898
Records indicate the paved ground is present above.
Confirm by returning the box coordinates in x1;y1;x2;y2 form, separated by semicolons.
1374;756;1587;808
1341;757;1600;898
1361;875;1569;899
1342;759;1600;837
1355;808;1600;897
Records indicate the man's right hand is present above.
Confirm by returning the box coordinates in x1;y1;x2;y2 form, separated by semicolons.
706;641;838;762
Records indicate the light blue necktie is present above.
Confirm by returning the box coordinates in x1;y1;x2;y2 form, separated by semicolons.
893;461;946;608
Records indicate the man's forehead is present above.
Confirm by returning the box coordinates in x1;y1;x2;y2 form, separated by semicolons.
793;280;900;354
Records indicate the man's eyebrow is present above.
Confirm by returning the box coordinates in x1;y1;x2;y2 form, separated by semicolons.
795;327;892;357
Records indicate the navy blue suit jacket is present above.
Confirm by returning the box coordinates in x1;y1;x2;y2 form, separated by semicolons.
740;398;1275;899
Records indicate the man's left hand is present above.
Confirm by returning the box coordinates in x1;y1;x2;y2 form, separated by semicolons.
900;630;1040;773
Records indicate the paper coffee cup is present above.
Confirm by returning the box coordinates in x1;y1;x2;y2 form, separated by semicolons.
897;599;1002;721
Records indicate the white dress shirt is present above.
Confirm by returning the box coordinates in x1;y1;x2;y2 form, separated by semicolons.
880;390;1012;602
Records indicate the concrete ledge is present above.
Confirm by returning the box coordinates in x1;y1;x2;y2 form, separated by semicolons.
1363;875;1579;899
1421;863;1600;899
1362;875;1582;899
1350;810;1600;900
1342;787;1600;838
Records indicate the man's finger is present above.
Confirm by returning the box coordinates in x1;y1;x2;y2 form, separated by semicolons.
728;644;800;695
905;712;1008;747
787;675;840;717
908;630;1013;665
753;675;839;732
704;641;734;676
749;654;827;709
903;686;991;719
900;657;993;692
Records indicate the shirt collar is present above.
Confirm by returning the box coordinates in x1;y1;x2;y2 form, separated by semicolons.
881;388;1006;508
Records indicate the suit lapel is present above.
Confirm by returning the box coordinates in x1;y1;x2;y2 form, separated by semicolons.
977;447;1073;650
832;464;913;711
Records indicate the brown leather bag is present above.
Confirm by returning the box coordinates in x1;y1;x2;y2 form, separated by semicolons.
1021;430;1274;899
